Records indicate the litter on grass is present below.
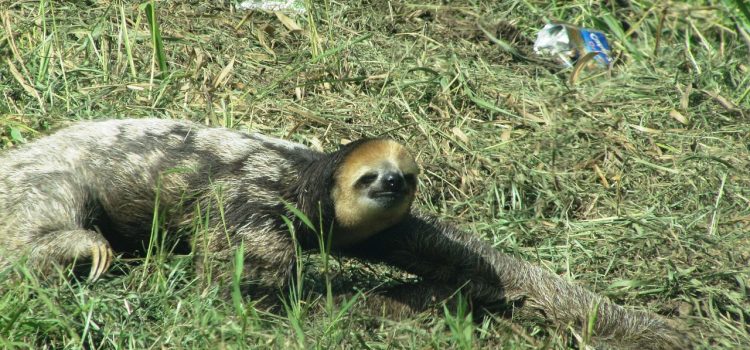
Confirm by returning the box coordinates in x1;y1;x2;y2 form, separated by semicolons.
533;23;612;68
237;0;306;14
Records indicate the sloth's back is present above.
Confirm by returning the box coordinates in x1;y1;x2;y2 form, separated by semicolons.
0;119;312;256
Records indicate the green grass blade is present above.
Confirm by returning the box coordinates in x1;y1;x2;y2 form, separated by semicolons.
597;13;645;61
728;0;750;25
143;1;167;75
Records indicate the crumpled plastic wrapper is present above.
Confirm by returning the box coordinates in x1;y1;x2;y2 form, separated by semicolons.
534;23;612;67
237;0;306;14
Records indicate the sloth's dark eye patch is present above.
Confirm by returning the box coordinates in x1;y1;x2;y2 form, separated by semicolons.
404;174;417;186
357;173;378;187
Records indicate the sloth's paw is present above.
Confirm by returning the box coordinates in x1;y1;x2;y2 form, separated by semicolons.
29;229;114;282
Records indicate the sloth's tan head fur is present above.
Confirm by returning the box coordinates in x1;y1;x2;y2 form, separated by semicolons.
331;139;419;246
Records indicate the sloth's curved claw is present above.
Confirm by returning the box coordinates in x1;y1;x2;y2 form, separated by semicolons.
88;243;113;282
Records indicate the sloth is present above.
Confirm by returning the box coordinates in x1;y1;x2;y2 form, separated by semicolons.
0;118;688;349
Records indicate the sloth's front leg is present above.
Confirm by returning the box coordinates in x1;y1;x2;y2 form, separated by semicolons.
345;214;510;302
24;229;114;282
346;213;690;349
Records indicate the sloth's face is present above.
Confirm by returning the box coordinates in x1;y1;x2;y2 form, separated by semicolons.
331;139;419;246
354;164;418;208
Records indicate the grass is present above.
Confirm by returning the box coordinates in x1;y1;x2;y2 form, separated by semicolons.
1;0;749;348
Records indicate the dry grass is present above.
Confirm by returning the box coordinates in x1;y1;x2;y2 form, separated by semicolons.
1;0;749;348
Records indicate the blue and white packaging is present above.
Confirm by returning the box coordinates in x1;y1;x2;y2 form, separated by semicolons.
534;23;612;67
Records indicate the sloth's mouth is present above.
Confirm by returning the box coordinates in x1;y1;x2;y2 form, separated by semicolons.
369;189;406;202
370;190;403;198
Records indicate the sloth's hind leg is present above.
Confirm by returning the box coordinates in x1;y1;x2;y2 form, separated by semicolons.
28;229;114;282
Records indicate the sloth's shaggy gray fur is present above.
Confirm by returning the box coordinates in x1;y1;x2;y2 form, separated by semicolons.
0;119;689;349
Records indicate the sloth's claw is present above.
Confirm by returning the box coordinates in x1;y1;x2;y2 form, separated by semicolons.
87;242;113;282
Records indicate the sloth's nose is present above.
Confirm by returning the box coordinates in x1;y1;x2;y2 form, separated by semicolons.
383;172;405;192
